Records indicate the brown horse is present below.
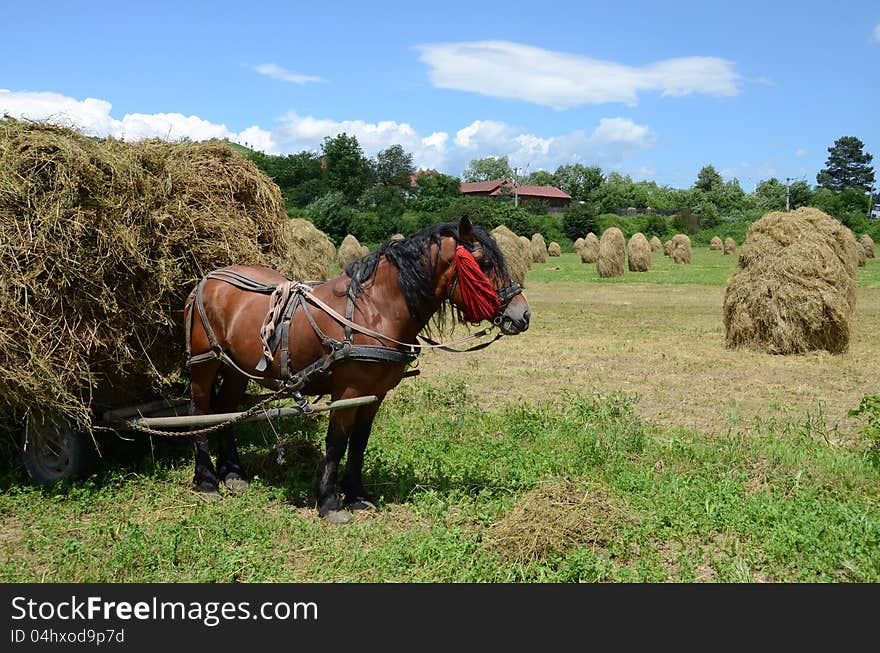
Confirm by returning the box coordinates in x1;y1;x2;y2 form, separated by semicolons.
183;215;530;522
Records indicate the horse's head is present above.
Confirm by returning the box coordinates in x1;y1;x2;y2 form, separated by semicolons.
438;215;531;335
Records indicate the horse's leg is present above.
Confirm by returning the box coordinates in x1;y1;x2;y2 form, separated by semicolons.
189;361;222;499
340;397;385;511
213;368;250;494
317;406;357;524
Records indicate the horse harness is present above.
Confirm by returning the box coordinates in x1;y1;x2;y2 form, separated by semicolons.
185;269;420;394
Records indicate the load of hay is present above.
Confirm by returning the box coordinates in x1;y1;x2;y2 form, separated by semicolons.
709;236;723;250
663;239;673;256
0;118;321;435
547;241;561;257
278;218;336;281
859;234;877;258
671;233;692;264
722;207;859;355
336;234;367;269
574;237;585;252
596;227;626;278
723;236;736;255
861;233;876;259
627;232;652;272
530;233;548;263
854;234;867;267
579;232;599;264
650;235;662;252
490;225;530;285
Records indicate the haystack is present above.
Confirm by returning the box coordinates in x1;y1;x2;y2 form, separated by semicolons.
723;237;736;255
854;232;867;267
861;233;876;259
490;225;530;285
574;237;585;252
276;218;336;281
580;232;599;264
709;236;723;250
627;232;652;272
663;239;673;256
0;118;298;434
650;236;662;252
596;227;626;278
671;234;692;264
722;207;858;355
337;234;366;269
530;233;548;263
548;242;561;257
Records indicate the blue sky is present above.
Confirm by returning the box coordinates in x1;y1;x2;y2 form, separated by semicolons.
2;0;878;189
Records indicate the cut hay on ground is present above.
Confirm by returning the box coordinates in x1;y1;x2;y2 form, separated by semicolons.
861;233;876;259
710;236;723;250
277;218;336;281
490;225;530;285
547;241;561;257
627;232;652;272
650;235;662;252
663;239;673;256
722;207;858;355
580;232;599;264
574;237;585;252
723;236;736;255
481;478;630;566
671;234;692;264
0;118;310;435
597;227;626;278
530;233;548;263
336;234;366;269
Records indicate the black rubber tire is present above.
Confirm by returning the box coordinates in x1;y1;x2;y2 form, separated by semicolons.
22;419;98;486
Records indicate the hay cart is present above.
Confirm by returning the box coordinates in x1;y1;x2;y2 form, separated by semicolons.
21;391;378;486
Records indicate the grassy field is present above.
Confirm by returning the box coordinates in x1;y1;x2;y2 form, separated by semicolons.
1;248;878;582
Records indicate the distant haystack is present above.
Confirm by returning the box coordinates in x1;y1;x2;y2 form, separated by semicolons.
531;233;548;263
663;240;673;256
548;241;561;257
276;218;336;281
710;236;723;250
574;237;585;252
861;233;876;259
650;236;662;252
627;232;652;272
580;232;599;264
490;225;530;285
596;227;626;278
853;230;867;267
723;237;736;255
337;234;366;270
671;234;692;264
722;207;858;355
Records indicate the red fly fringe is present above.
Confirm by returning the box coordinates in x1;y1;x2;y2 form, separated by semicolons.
451;245;501;323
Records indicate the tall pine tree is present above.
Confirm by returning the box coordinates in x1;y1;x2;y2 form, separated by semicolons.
816;136;875;192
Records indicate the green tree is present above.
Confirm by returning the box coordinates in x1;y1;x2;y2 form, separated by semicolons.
409;172;461;213
816;136;875;192
788;180;812;210
462;156;513;182
304;191;357;244
562;202;598;240
553;163;604;201
754;178;786;211
694;164;723;193
321;133;374;204
373;144;414;189
525;170;555;186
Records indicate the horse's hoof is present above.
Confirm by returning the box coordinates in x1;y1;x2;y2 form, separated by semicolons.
223;475;249;495
345;499;377;512
322;509;353;525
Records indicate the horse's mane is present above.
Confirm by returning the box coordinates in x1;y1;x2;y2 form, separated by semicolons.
344;221;510;332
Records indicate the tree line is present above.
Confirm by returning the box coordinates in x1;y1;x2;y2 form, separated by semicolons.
242;134;877;246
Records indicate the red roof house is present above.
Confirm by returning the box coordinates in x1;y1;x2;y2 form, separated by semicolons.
459;179;571;209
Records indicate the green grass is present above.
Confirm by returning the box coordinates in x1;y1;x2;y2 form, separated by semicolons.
1;382;877;582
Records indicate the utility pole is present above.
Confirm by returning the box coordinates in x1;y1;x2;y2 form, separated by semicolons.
785;177;791;211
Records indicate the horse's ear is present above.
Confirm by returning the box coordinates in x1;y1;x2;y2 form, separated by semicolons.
458;214;475;244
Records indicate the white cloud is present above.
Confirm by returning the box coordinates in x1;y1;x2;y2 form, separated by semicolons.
0;89;657;176
254;63;323;84
795;148;807;158
417;40;740;109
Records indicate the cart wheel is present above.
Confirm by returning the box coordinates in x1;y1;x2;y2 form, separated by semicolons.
22;419;98;485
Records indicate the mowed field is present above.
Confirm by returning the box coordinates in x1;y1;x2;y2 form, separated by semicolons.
1;248;878;582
